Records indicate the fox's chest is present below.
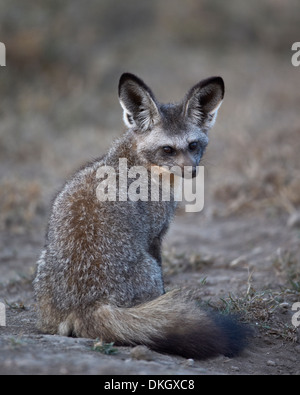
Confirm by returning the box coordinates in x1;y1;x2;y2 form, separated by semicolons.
145;200;177;239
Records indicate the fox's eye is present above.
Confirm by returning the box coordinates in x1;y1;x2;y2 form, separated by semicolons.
163;146;175;155
189;142;198;151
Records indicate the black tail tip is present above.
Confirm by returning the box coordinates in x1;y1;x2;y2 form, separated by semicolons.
211;313;253;358
149;312;253;360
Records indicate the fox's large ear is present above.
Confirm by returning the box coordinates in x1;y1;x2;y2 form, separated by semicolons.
184;77;224;132
118;73;160;132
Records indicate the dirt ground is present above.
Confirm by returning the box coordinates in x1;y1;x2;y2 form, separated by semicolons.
0;0;300;375
0;212;299;375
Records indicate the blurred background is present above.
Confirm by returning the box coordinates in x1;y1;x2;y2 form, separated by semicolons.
0;0;299;235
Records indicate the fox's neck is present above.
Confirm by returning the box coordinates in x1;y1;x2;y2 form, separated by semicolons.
102;131;178;204
104;130;143;169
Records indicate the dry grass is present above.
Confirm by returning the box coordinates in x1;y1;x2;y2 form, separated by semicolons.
212;127;300;216
273;249;300;292
164;248;300;343
216;286;299;343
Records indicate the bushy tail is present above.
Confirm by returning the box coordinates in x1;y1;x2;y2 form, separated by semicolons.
73;290;251;360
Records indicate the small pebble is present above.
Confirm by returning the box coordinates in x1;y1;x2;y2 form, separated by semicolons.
185;358;194;367
130;345;154;361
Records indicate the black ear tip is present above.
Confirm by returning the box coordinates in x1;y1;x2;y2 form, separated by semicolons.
119;73;135;94
198;76;225;99
119;73;144;89
119;72;137;83
215;76;225;95
210;76;225;98
118;73;155;101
